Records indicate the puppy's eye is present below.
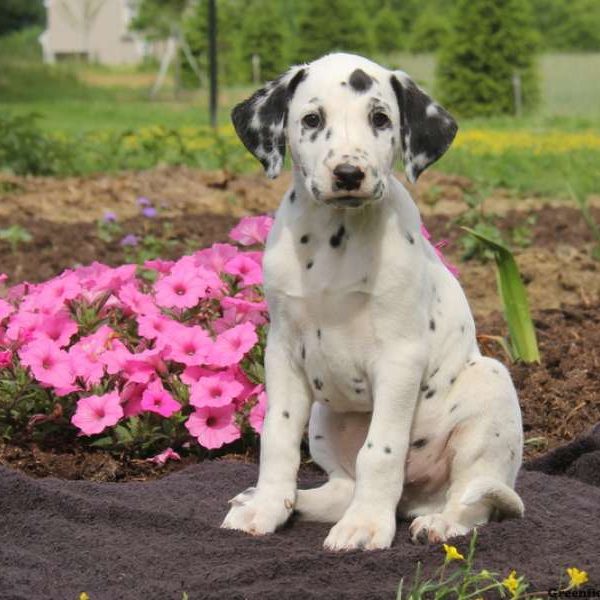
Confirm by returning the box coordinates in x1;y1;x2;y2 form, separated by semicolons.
302;112;322;129
371;111;391;129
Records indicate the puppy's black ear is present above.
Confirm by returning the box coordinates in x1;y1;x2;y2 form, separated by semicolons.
231;67;307;178
390;72;458;183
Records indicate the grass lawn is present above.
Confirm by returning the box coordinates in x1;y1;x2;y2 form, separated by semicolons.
1;29;599;197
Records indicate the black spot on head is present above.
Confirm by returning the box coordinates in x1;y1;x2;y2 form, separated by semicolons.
289;190;296;203
348;69;373;93
450;403;458;413
310;183;320;199
450;377;456;384
430;367;439;377
391;136;396;146
313;378;323;390
468;361;476;367
420;383;429;392
425;389;436;399
325;128;332;140
310;130;319;142
341;81;347;86
354;388;363;394
301;345;306;360
492;368;500;375
314;434;324;440
324;397;330;402
367;441;373;449
352;377;363;383
282;410;290;419
300;234;310;244
495;432;500;438
326;149;334;159
411;438;428;449
461;324;465;333
317;329;321;339
429;319;436;331
306;260;314;270
384;446;391;454
329;224;345;248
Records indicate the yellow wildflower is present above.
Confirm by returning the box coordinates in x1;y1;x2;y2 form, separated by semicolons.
79;593;90;600
502;570;519;596
566;567;589;589
443;543;464;561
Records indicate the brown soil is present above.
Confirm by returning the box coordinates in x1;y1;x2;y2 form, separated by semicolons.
1;166;599;482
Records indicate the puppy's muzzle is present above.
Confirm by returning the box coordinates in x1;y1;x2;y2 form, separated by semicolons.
333;163;365;191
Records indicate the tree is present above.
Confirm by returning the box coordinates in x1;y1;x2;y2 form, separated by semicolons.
372;3;406;54
436;0;539;117
407;7;451;53
0;0;45;37
295;0;374;63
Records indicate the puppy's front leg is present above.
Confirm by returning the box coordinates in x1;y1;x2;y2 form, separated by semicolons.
324;352;423;551
221;332;312;535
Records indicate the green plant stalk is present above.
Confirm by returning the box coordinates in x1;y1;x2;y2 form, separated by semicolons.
462;227;540;363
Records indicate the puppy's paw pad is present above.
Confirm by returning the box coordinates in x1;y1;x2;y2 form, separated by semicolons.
323;508;395;551
221;489;294;535
409;514;470;544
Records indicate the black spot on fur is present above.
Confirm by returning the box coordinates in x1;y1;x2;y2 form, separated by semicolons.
330;224;345;248
311;183;320;199
430;367;439;377
313;378;323;390
289;190;296;203
411;438;428;449
461;324;465;333
306;260;314;270
314;435;324;440
450;403;458;413
326;149;334;159
367;441;373;449
495;432;500;438
384;446;391;454
325;128;332;140
349;69;373;93
324;397;330;402
425;389;436;399
354;388;363;394
282;410;290;419
301;345;306;360
300;234;309;244
429;319;436;331
352;377;363;383
450;377;456;384
492;368;500;375
468;361;476;367
406;232;415;244
317;329;321;339
420;383;429;392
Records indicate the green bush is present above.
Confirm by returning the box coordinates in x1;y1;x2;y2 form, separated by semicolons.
435;0;540;117
407;8;450;53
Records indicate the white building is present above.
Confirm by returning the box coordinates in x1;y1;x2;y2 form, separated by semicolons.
40;0;153;65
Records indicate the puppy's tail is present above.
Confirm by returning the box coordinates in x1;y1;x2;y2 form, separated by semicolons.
459;476;524;520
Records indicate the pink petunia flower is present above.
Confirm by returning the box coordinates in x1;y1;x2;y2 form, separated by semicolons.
118;282;159;316
71;391;123;435
228;215;273;246
189;372;244;408
69;325;114;386
249;390;268;434
213;296;268;333
163;324;212;367
154;272;208;309
181;365;217;386
121;382;146;417
185;404;240;449
0;299;15;322
0;350;13;368
208;322;258;367
140;379;181;417
19;338;74;389
33;311;79;348
137;313;175;341
420;224;459;278
147;447;181;465
193;243;238;273
223;255;263;286
123;347;169;384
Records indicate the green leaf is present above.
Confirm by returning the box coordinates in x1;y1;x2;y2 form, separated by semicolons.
462;227;540;363
89;436;114;448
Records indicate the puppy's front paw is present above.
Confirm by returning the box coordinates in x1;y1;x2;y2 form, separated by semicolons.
409;513;470;544
323;505;396;551
221;486;295;536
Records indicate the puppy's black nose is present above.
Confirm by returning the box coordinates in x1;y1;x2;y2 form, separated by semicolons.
333;163;365;191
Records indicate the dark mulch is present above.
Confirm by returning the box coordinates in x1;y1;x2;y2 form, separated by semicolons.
1;425;599;600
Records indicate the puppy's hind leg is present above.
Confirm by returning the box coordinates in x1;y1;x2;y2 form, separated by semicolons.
295;403;360;523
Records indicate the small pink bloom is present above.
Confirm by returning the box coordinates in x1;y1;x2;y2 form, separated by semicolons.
147;447;181;465
224;255;262;286
118;283;159;316
19;339;74;388
155;272;207;309
420;224;459;278
34;311;79;348
123;347;168;384
140;379;181;417
213;296;268;333
208;322;258;367
181;365;216;386
189;372;244;408
144;258;175;275
71;391;123;435
249;390;268;433
164;324;212;367
100;338;132;375
228;215;273;246
185;405;240;449
137;313;174;342
69;326;113;385
0;299;15;322
121;382;145;417
193;243;238;273
0;350;13;368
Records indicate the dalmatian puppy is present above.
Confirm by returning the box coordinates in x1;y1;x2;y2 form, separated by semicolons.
221;53;524;550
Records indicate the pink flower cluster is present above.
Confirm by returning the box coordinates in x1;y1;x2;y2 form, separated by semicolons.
0;216;272;452
0;213;454;458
